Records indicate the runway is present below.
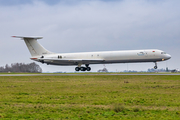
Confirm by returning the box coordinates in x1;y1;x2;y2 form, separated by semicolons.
0;73;180;76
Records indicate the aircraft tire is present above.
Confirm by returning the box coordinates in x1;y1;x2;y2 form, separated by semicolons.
75;67;80;71
86;67;91;71
80;67;86;71
154;66;158;69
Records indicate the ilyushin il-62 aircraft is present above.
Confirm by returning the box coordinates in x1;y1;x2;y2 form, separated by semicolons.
12;36;171;71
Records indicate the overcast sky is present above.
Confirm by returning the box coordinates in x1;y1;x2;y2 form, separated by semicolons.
0;0;180;72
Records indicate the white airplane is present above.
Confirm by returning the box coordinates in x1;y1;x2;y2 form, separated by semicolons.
12;36;171;71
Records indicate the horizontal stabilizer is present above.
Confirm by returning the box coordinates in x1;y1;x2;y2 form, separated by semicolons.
12;36;43;40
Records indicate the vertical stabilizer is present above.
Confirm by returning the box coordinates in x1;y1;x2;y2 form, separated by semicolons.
12;36;53;57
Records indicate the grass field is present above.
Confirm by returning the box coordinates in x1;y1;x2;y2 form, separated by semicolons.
0;75;180;119
1;72;180;74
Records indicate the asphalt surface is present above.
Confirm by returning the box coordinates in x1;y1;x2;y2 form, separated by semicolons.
0;73;180;76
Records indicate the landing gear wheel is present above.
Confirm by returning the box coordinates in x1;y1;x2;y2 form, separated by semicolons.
154;66;157;69
86;67;91;71
80;67;86;71
75;67;80;71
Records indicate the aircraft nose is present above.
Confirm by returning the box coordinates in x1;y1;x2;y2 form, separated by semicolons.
166;54;171;60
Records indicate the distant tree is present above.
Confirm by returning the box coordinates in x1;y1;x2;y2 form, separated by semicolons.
5;64;10;72
0;62;42;73
28;62;42;73
0;66;4;72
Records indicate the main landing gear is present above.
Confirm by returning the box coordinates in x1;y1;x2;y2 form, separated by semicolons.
75;64;91;71
154;62;158;69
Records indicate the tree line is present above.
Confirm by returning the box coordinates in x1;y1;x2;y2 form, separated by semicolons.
0;62;42;73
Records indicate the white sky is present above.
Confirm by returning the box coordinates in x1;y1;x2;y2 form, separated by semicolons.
0;0;180;72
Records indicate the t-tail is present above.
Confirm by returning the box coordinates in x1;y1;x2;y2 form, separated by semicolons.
12;36;53;57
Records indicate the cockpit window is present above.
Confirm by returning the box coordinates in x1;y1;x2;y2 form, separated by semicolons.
161;52;166;54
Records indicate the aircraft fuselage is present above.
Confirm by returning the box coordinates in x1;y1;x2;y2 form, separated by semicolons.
31;49;171;66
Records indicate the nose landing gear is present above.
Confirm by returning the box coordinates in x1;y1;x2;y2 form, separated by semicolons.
154;62;158;69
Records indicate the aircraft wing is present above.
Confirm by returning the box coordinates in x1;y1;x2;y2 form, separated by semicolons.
36;58;105;65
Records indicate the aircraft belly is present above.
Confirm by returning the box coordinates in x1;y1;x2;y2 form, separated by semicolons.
44;58;163;66
46;61;77;66
103;58;162;63
45;60;103;66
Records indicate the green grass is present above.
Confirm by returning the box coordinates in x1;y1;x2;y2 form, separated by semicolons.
1;72;180;75
0;75;180;119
